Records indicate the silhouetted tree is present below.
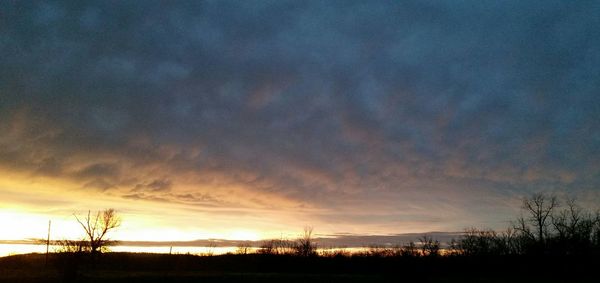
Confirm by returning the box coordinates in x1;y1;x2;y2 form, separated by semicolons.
453;193;600;256
235;241;252;255
400;241;419;257
365;246;395;257
516;193;558;245
593;210;600;249
294;226;317;257
458;228;522;256
74;209;121;254
419;235;440;257
258;238;295;255
447;238;462;256
550;198;600;254
258;240;275;255
459;228;495;256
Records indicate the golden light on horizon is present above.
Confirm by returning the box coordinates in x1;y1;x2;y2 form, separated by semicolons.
0;209;81;241
0;175;312;243
1;207;274;243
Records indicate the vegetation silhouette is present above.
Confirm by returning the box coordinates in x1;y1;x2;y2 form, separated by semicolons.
454;193;600;256
73;208;121;254
257;227;316;256
294;226;317;257
44;209;122;281
1;194;599;282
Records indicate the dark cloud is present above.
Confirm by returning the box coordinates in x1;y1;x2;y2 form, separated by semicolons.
1;1;599;230
123;191;222;207
74;162;120;180
133;179;172;193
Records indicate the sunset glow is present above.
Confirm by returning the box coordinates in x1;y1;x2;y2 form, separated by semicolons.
1;1;599;251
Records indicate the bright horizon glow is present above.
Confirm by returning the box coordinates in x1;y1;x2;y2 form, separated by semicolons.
0;176;325;242
0;177;301;242
0;208;286;242
1;175;452;243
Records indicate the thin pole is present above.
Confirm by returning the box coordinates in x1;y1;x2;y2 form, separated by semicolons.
45;220;51;267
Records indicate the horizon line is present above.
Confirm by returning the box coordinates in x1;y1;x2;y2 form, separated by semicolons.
0;231;465;247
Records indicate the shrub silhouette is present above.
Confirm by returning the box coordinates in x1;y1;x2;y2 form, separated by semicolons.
419;235;440;257
400;241;420;257
54;239;88;253
258;238;296;255
294;226;317;257
235;241;252;255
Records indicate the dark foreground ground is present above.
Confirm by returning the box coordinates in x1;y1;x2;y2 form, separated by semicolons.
0;253;597;283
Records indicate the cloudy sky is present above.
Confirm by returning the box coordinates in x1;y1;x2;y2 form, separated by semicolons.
1;1;599;242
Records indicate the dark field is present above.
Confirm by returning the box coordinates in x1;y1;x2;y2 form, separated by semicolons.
0;252;597;283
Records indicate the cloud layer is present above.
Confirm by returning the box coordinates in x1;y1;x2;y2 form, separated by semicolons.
1;1;599;234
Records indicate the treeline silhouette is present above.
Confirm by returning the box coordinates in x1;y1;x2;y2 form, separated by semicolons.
251;193;599;258
449;193;600;257
3;193;599;282
54;193;599;258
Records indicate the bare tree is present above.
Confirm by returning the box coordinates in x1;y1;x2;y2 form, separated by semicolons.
551;198;600;254
514;213;535;240
458;227;522;256
400;241;419;257
258;237;296;255
552;198;581;240
520;193;558;243
294;226;317;257
236;241;252;255
74;209;121;254
419;235;440;257
593;210;600;247
258;240;276;255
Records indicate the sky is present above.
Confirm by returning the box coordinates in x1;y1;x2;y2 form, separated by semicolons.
1;1;599;243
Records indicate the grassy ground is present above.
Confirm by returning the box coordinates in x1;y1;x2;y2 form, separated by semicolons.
0;253;597;283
